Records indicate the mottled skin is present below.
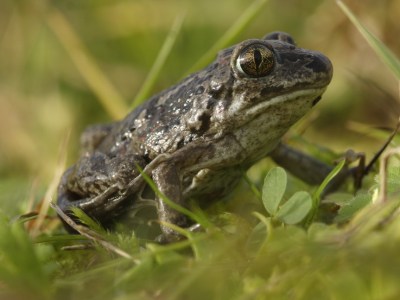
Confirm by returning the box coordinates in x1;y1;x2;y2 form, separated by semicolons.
58;32;333;241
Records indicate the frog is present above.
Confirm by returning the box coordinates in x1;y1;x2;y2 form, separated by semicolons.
57;32;333;242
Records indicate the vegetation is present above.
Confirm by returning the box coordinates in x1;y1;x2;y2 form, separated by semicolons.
1;0;399;299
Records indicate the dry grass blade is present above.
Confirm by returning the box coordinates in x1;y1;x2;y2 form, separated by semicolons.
378;146;400;203
51;202;137;261
29;133;69;238
337;0;400;80
364;118;400;176
46;8;128;119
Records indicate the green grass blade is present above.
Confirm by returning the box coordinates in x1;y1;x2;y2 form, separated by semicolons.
186;0;269;73
306;159;346;225
337;0;400;80
131;14;185;109
0;216;51;299
275;191;312;225
71;207;106;234
314;159;346;202
243;174;262;200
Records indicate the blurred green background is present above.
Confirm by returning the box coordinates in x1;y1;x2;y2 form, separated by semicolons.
1;1;400;299
0;0;399;213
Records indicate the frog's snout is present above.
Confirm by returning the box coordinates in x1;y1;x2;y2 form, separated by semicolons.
306;51;333;85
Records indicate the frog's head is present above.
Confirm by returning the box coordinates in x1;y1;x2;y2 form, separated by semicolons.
210;32;332;116
207;32;332;151
231;32;332;102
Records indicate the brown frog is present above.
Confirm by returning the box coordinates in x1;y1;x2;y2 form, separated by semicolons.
57;32;333;241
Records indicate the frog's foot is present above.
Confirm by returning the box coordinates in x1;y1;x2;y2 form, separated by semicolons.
57;186;118;232
156;223;202;244
57;169;129;229
188;223;202;232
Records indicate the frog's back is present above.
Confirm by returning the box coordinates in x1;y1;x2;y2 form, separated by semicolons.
98;58;232;159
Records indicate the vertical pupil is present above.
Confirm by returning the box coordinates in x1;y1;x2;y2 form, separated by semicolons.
253;49;263;70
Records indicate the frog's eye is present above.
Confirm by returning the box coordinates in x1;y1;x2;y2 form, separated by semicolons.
236;44;275;78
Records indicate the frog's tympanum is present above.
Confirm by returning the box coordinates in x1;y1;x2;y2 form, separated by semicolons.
58;32;333;241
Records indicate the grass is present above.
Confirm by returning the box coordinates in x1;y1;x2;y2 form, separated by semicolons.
1;0;400;299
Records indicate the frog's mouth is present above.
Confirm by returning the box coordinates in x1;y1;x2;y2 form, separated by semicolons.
244;87;327;119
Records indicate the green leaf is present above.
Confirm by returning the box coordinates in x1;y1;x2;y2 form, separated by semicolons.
262;167;287;216
276;191;312;225
245;221;268;256
335;193;372;223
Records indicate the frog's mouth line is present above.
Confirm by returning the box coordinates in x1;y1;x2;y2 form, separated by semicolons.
244;87;327;118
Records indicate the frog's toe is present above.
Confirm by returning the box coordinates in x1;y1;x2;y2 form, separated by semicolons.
155;223;204;243
188;223;202;232
156;231;185;244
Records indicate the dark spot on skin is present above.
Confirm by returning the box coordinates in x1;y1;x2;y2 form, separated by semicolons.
176;138;184;149
312;96;321;106
209;84;222;97
195;86;205;95
92;182;104;194
197;113;211;134
65;190;81;202
206;98;216;110
189;112;211;136
142;154;151;164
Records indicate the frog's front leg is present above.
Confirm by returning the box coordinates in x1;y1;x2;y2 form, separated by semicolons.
150;143;215;242
57;152;146;229
152;162;189;242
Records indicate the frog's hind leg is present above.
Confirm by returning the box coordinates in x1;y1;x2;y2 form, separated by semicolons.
152;161;190;242
270;143;364;193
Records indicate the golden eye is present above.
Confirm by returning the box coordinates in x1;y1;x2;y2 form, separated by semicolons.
236;44;275;78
